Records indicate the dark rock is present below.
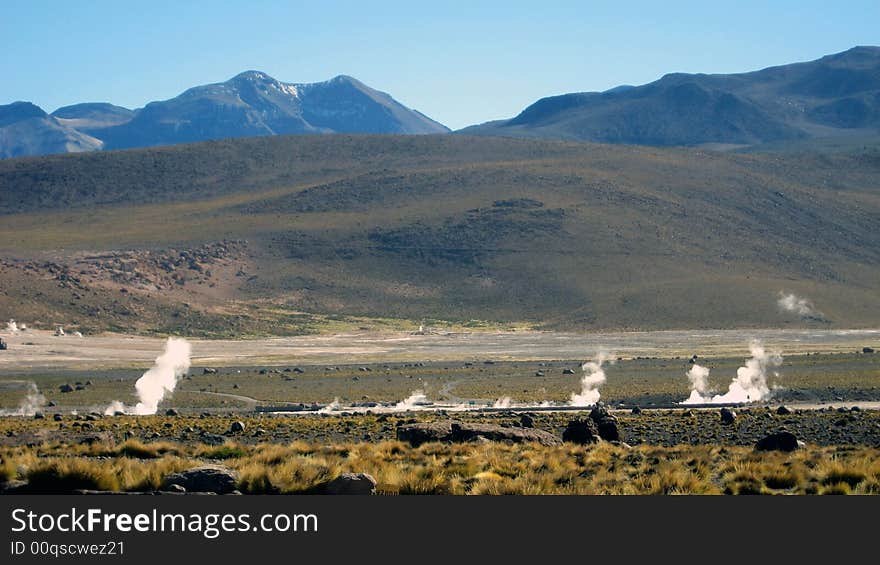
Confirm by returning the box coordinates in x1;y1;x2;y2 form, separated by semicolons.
562;418;601;444
776;406;792;415
59;384;74;393
631;406;642;415
535;371;545;377
449;422;561;446
396;422;453;446
321;472;377;495
162;483;187;493
165;408;179;416
201;433;226;446
755;431;802;452
162;465;238;494
203;368;218;375
596;418;620;442
33;412;44;420
53;413;63;421
520;414;535;428
863;347;874;354
562;368;576;375
229;421;246;433
293;367;304;373
720;408;737;424
46;401;56;407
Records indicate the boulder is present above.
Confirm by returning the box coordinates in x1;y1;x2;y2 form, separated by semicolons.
165;408;179;416
520;414;535;428
396;421;561;447
562;368;576;375
53;413;63;422
321;472;377;495
720;408;737;424
396;422;453;447
203;368;218;375
162;465;238;494
596;418;620;442
776;405;792;416
228;421;246;434
562;418;601;444
631;406;642;415
59;384;74;393
755;431;802;452
449;422;561;446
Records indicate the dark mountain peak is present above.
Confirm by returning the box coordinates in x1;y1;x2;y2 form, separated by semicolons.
0;101;47;126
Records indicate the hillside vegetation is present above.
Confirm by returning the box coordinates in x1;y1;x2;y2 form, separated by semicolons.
0;134;878;334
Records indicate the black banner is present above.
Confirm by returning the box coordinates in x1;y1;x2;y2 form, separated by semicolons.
0;495;875;563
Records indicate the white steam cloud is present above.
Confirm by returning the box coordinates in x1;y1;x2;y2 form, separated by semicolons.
570;350;614;406
0;382;46;416
492;396;512;408
680;340;782;404
395;390;429;410
777;292;823;320
5;319;18;333
105;337;191;415
683;364;713;404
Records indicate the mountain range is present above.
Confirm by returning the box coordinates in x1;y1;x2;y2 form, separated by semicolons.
463;46;880;148
0;72;448;158
1;46;879;158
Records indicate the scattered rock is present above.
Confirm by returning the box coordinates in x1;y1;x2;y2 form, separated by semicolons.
755;431;802;452
59;384;74;393
203;368;218;375
562;418;601;444
200;433;226;446
562;368;576;375
776;406;792;416
0;480;29;494
720;408;737;424
33;412;44;420
165;408;179;416
162;465;238;494
293;367;304;374
321;472;377;495
535;371;545;377
520;414;534;428
631;406;642;415
53;414;63;422
228;421;246;434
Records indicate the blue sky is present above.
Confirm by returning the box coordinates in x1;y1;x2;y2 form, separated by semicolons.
2;0;878;129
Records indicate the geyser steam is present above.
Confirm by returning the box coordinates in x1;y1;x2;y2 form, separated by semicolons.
5;319;18;333
777;292;823;320
105;337;191;415
680;340;782;404
0;382;45;416
570;351;613;406
683;364;712;404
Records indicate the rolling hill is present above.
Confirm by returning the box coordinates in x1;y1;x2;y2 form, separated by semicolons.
462;46;880;148
0;135;877;335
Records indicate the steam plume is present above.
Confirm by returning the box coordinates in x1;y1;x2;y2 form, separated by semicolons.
5;319;18;333
0;382;46;416
682;364;713;404
105;337;191;415
395;390;429;410
777;292;823;320
681;340;782;404
493;396;512;408
570;350;613;406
